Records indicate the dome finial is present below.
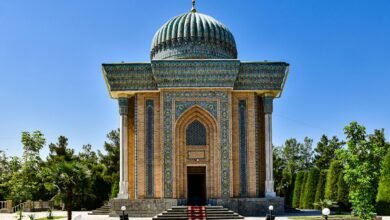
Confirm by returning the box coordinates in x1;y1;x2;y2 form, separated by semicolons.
191;0;196;13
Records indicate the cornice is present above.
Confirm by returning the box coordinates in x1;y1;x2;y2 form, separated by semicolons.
102;60;289;99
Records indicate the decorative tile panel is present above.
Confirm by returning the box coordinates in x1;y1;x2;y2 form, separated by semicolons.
239;100;248;196
163;91;231;198
255;96;260;197
145;100;154;198
151;60;240;88
234;62;289;90
175;101;218;120
103;61;289;95
103;63;157;91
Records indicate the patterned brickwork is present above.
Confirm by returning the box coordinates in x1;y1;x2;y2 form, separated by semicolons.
232;93;257;198
135;93;161;199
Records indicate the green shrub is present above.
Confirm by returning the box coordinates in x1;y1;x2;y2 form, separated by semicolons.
302;167;320;209
376;150;390;215
337;171;350;211
292;171;305;208
325;160;342;201
314;169;328;206
299;172;308;208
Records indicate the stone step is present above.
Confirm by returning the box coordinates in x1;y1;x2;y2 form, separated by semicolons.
88;205;111;215
153;206;244;220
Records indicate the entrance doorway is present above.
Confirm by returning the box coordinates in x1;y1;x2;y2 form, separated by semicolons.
187;167;206;205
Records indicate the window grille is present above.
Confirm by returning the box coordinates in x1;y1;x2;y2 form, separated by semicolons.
186;120;206;146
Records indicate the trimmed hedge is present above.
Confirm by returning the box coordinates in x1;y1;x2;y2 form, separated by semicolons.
314;169;328;205
325;160;342;201
302;167;320;209
376;150;390;215
292;171;305;208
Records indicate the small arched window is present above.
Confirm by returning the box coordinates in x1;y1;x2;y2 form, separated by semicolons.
186;120;206;146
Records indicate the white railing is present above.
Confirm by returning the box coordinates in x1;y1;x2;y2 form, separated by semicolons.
0;201;7;209
12;202;26;213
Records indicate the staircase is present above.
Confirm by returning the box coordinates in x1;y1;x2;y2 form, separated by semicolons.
152;206;244;220
88;204;110;215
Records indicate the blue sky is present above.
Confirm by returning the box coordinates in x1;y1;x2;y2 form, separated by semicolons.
1;0;389;157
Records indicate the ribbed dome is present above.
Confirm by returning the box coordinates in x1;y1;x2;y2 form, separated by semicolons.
151;12;237;60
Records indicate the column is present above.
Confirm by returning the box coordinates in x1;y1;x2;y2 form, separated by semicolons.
263;96;276;198
117;97;129;199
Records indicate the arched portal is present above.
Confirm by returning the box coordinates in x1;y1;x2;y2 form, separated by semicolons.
173;105;220;203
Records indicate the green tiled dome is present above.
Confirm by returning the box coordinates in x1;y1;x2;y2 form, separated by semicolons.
151;11;237;60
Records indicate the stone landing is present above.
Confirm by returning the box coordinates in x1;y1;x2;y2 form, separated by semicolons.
208;197;285;216
110;198;284;217
110;199;179;217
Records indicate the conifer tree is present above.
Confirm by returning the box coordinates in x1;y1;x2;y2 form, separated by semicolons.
303;168;320;209
314;169;328;206
376;150;390;215
337;172;349;211
292;171;305;208
325;160;342;201
299;172;308;208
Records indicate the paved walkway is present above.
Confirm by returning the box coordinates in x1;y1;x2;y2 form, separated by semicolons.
0;211;389;220
0;211;286;220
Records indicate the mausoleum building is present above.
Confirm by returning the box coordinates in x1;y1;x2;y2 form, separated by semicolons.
103;1;289;216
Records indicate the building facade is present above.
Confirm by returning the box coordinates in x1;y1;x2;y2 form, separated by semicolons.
103;2;289;216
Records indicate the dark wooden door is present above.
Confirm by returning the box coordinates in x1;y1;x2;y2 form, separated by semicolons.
187;167;206;205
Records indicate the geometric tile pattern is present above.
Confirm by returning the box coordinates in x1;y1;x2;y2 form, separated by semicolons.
175;101;218;120
163;91;231;198
239;100;248;196
145;100;154;198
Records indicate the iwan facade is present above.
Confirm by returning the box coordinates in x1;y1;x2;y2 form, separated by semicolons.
103;2;289;216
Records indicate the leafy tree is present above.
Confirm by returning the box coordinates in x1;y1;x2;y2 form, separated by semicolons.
302;167;320;209
338;122;389;220
292;171;305;208
376;150;390;215
299;172;308;208
313;135;344;170
43;136;88;220
324;160;342;201
314;170;328;206
98;129;120;198
7;131;45;203
0;150;9;200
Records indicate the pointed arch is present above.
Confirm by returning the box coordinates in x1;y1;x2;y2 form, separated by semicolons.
173;105;221;199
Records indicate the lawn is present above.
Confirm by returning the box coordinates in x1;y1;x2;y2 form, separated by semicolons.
289;215;356;220
36;217;66;220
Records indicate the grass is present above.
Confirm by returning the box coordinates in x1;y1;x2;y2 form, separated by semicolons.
36;216;66;220
289;215;355;220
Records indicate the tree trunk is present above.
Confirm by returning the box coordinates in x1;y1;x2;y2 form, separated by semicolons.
67;185;73;220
